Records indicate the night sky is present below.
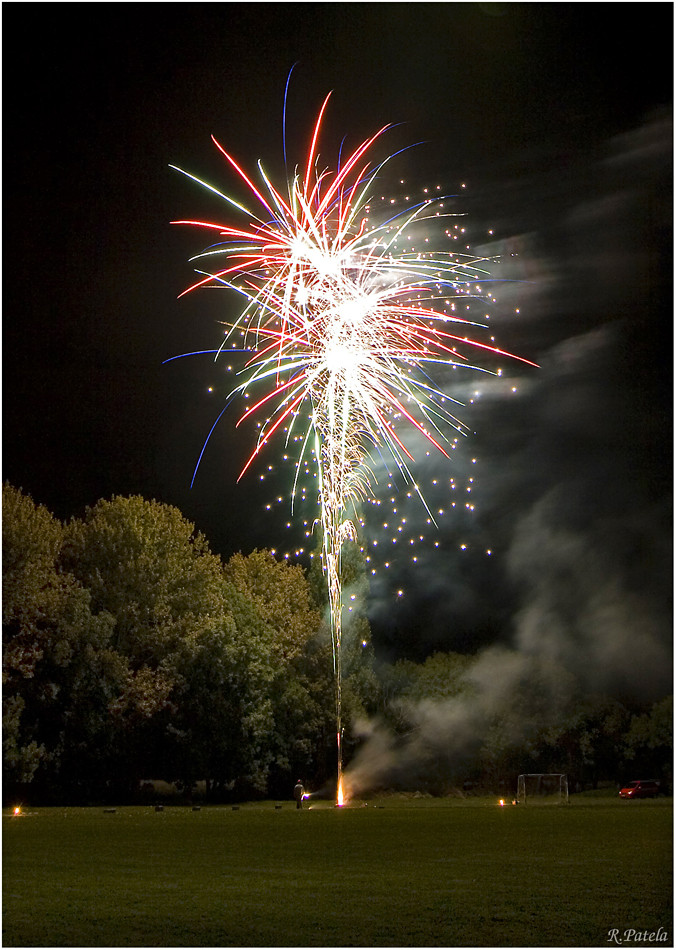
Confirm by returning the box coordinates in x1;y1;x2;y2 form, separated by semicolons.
4;4;672;695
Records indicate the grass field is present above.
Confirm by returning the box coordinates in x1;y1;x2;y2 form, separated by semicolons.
3;796;672;947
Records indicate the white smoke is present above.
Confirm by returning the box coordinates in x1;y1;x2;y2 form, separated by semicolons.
345;113;672;797
344;645;576;797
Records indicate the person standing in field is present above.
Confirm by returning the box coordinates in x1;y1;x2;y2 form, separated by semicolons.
294;780;305;809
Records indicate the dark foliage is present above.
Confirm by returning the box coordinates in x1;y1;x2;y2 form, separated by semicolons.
3;484;671;804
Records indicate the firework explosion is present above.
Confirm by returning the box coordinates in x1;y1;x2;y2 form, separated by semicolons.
172;92;534;803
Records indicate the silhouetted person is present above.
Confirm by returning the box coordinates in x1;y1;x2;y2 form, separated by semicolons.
294;780;305;809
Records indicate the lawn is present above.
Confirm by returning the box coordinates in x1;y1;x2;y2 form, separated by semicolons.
3;796;672;947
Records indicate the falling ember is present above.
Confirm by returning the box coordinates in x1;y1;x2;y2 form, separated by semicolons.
171;84;535;800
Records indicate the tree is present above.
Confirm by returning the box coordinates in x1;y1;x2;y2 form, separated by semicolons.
535;694;633;788
224;549;338;793
3;482;64;678
57;495;236;795
624;696;673;787
2;484;120;801
377;651;473;735
224;549;321;661
161;585;278;798
3;695;43;787
3;488;378;801
61;495;227;665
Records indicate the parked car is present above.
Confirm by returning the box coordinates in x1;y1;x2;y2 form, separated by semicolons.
619;780;660;799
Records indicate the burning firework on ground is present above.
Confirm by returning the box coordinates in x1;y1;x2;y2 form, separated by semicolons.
171;89;534;804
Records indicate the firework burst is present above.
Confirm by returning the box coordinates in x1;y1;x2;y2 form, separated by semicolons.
171;92;535;802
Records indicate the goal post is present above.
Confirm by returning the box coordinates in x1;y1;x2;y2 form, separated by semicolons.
517;773;569;805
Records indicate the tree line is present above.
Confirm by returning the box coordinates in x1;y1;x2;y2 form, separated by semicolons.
3;484;671;804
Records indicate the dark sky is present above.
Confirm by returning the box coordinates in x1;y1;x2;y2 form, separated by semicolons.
4;4;672;696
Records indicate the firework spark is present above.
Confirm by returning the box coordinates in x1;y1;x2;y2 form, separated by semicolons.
172;92;535;802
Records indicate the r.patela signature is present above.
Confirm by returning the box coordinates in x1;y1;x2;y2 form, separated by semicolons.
608;928;669;945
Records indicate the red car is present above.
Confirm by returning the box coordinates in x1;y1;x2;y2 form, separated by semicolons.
619;780;660;799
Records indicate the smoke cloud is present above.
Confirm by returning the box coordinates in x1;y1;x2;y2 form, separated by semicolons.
344;645;576;797
349;113;671;795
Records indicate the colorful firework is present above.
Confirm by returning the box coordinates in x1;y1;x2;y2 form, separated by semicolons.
171;92;535;803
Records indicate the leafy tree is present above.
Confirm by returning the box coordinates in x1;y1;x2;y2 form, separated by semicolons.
3;695;43;786
399;652;473;703
534;694;632;788
225;549;340;793
2;484;120;801
3;488;399;801
29;587;124;803
160;585;278;798
3;482;64;678
61;495;228;663
624;696;673;786
377;652;473;734
224;549;321;661
57;495;236;794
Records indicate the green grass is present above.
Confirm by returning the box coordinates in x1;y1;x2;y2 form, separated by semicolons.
3;797;672;947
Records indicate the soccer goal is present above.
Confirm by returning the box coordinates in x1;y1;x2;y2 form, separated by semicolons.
517;773;569;805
